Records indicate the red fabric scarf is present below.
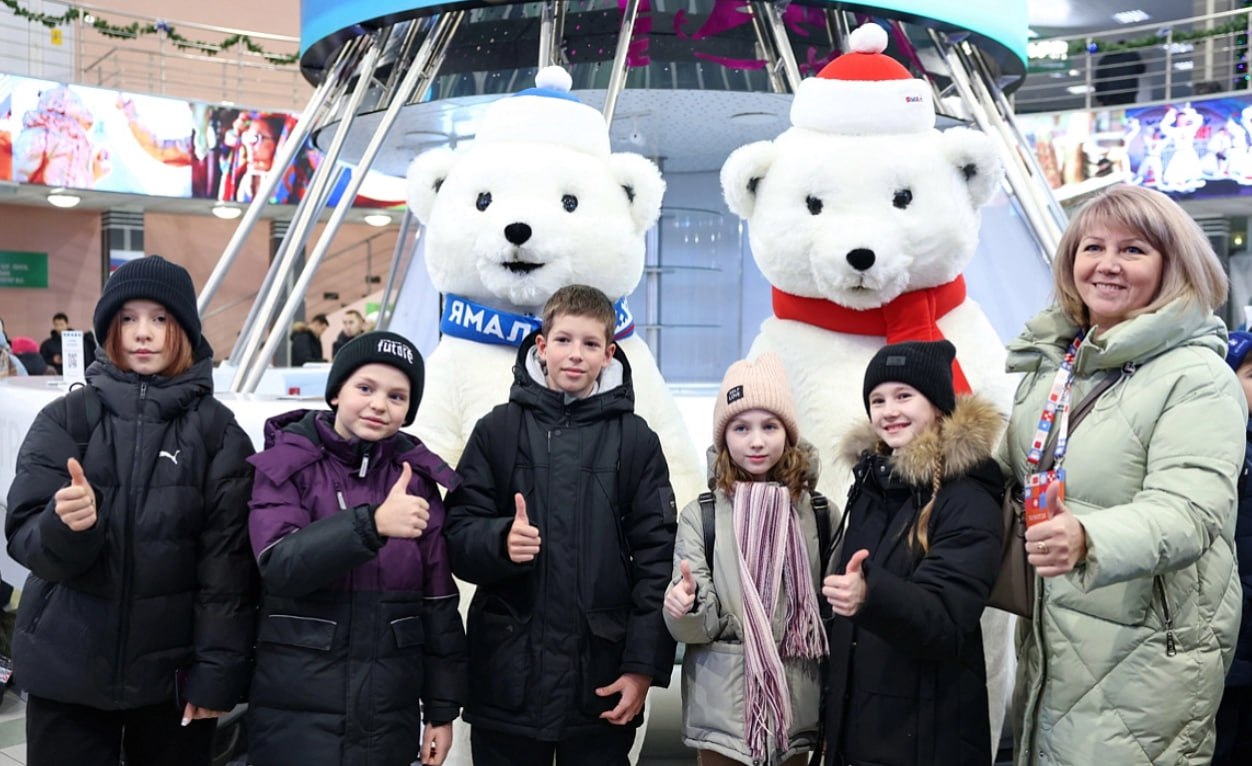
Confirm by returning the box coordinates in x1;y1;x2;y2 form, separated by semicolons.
772;275;971;393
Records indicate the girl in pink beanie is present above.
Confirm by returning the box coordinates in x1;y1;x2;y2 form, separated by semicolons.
663;352;829;765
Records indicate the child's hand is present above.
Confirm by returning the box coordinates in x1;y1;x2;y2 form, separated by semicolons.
374;463;430;539
822;548;869;617
420;721;452;766
54;457;97;532
663;560;697;618
507;493;541;563
180;702;227;726
597;672;651;725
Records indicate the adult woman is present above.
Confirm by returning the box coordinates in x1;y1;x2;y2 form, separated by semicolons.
5;256;257;766
1002;185;1244;764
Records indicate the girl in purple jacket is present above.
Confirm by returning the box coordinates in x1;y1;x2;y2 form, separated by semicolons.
246;331;467;766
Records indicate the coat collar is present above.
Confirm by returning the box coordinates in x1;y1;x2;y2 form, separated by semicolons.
838;393;1004;489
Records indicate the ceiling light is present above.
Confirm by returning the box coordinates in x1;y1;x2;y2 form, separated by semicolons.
1113;10;1150;24
46;191;81;208
211;203;243;220
1066;85;1094;95
363;213;392;228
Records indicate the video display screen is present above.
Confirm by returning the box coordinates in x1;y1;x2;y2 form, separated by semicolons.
0;73;402;207
1019;92;1252;201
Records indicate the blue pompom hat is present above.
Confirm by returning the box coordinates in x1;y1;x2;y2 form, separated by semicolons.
475;66;611;157
1227;330;1252;371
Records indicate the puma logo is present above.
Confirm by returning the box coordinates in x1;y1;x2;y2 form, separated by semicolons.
159;450;181;465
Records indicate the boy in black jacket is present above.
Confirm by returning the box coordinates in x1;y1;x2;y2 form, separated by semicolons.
444;284;678;766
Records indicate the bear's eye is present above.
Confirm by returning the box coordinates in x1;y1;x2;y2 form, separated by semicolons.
476;192;492;211
805;195;823;215
562;194;579;213
893;189;913;209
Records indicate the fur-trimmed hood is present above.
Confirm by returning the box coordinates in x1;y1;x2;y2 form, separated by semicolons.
838;393;1004;488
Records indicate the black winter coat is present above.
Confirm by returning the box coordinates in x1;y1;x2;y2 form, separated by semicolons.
5;347;258;711
1228;421;1252;687
824;396;1004;766
444;334;678;740
289;327;325;367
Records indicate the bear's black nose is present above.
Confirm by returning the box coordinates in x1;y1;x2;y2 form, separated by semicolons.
504;223;532;246
846;248;876;271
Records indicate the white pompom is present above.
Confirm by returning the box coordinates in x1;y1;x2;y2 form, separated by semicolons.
534;66;573;93
849;23;888;55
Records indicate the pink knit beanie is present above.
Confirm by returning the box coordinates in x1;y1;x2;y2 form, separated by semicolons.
712;352;799;449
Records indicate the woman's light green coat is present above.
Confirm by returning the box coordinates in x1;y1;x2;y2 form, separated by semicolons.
1002;300;1244;765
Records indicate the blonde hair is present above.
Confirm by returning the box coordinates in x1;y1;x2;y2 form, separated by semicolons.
1052;184;1227;325
103;311;194;378
714;442;812;499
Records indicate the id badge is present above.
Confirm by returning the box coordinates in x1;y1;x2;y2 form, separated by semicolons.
1024;468;1065;528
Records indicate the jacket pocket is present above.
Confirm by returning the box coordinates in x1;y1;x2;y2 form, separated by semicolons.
18;577;54;634
468;598;529;712
259;614;337;651
680;641;745;741
579;608;629;717
1048;575;1153;627
390;615;424;649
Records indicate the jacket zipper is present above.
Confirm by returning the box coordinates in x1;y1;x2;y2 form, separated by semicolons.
114;380;147;703
1154;575;1176;657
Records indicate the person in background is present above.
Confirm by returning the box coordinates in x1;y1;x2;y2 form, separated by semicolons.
1002;185;1243;765
332;310;365;358
1216;331;1252;765
0;318;26;377
11;337;47;375
5;255;257;766
40;312;96;375
288;313;328;367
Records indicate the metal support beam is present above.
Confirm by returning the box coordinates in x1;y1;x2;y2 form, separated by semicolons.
197;35;364;315
376;210;416;331
759;1;803;91
747;2;787;93
602;0;641;124
242;11;466;393
229;31;387;390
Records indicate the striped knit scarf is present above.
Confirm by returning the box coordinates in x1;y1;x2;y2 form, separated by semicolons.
733;481;829;763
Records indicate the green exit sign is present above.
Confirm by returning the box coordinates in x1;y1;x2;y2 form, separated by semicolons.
0;251;49;288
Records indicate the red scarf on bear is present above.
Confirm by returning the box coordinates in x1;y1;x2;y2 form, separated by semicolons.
772;275;971;393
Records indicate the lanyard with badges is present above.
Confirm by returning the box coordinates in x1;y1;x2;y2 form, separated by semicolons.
1023;332;1085;527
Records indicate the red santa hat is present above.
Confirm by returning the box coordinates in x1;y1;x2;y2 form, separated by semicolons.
790;23;935;135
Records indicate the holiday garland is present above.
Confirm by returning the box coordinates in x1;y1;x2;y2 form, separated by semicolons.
1064;16;1250;56
2;0;299;65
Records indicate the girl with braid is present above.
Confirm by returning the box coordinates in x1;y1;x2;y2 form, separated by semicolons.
663;353;829;765
821;340;1004;765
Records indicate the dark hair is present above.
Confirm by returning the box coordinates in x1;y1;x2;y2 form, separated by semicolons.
53;312;69;323
540;285;616;345
311;313;329;325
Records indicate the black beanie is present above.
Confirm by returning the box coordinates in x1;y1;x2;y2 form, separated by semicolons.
862;340;958;415
326;331;425;426
93;255;201;348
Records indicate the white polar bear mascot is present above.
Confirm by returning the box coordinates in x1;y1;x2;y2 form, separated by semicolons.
406;66;703;506
720;23;1017;757
406;66;703;766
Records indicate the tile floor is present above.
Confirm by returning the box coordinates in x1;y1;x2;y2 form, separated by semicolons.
0;691;26;764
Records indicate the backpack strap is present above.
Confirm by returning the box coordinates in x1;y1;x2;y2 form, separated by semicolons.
698;491;717;578
64;384;100;457
811;490;832;565
489;403;524;512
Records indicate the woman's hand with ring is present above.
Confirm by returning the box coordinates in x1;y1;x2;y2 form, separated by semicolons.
1024;482;1088;577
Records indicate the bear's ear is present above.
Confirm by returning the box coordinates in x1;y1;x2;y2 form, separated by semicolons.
607;153;666;234
720;141;776;219
938;127;1004;209
405;148;459;224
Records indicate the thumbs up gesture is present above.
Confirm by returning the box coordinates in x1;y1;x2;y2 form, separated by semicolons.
54;457;97;532
822;548;870;617
507;493;541;563
1024;480;1088;578
664;560;698;619
374;463;430;539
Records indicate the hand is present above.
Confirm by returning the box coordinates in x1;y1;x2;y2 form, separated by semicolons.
822;548;869;617
597;672;651;725
664;560;697;618
1025;482;1088;577
180;702;227;726
54;458;97;532
507;493;541;563
420;722;452;766
374;463;430;539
